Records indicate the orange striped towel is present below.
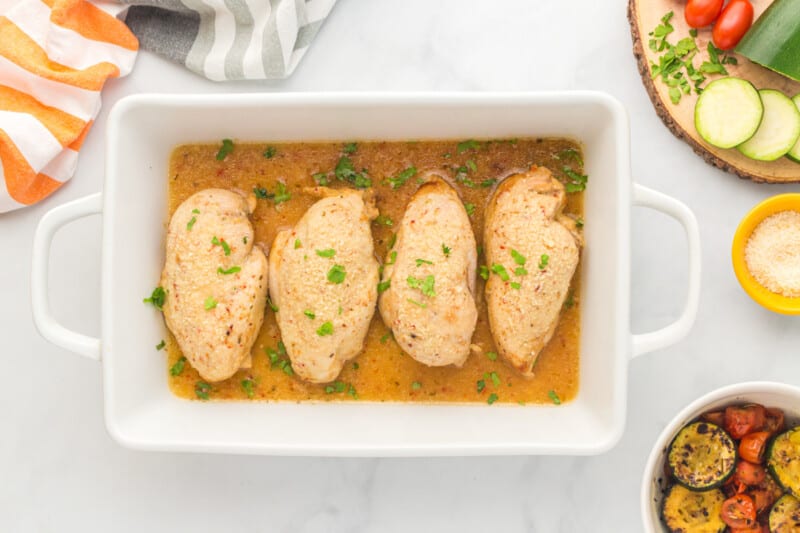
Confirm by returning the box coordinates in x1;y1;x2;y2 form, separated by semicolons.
0;0;138;212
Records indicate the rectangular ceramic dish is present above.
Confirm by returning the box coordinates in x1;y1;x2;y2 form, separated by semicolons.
31;92;700;456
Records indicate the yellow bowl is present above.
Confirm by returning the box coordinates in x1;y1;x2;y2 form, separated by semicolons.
732;193;800;315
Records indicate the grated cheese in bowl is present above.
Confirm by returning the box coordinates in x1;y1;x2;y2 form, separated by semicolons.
745;210;800;298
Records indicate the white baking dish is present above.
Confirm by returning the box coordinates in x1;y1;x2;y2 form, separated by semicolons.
31;93;700;456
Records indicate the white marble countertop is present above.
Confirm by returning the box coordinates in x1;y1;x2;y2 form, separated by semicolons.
3;0;800;531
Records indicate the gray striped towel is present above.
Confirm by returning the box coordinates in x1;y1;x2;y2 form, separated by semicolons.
120;0;337;81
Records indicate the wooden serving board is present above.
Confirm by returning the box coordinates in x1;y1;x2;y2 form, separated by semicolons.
629;0;800;183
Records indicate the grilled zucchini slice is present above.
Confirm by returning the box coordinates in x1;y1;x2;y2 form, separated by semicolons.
769;494;800;532
768;427;800;496
668;421;737;490
661;484;726;533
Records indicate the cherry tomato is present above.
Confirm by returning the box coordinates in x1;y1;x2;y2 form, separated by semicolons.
730;525;769;533
721;494;757;529
712;0;754;50
725;405;765;439
685;0;724;28
764;408;785;435
735;461;767;486
739;432;770;464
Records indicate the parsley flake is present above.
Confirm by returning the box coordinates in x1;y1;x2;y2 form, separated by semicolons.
464;202;476;216
170;356;186;376
187;216;197;231
548;390;562;405
490;263;510;281
204;296;218;310
442;244;451;257
375;214;393;226
263;146;277;158
377;280;391;293
143;287;166;310
327;264;346;284
211;236;231;256
216;139;233;160
510;249;526;265
316;248;336;257
538;254;549;270
241;379;255;398
316;321;334;336
294;239;302;249
195;381;212;400
156;339;166;351
342;142;357;154
479;265;489;281
457;139;480;153
407;275;435;297
386;166;417;189
487;393;498;405
217;266;241;275
335;157;371;189
407;298;427;308
415;258;433;267
303;309;316;319
411;381;422;391
273;182;291;204
486;351;498;361
267;297;278;312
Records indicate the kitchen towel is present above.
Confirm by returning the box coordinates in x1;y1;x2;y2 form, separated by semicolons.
0;0;336;213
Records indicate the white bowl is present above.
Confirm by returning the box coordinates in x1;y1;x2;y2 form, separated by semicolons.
31;92;700;456
641;381;800;532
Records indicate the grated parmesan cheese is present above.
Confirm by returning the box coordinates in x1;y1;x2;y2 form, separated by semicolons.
745;210;800;298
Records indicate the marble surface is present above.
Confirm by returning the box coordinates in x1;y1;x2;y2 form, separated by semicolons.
3;0;800;531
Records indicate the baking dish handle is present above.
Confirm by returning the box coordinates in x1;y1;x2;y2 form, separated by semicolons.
31;193;103;361
631;184;701;358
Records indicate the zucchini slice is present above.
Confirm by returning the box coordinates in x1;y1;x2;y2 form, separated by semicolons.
738;89;800;162
768;426;800;497
736;0;800;83
788;94;800;163
695;78;763;149
668;421;736;490
661;484;726;533
769;494;800;533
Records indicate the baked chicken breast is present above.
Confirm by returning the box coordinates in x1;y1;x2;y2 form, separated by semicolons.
269;187;379;384
378;176;478;367
484;166;582;376
161;188;268;383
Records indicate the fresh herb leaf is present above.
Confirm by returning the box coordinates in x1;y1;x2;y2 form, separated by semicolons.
411;381;422;391
490;263;510;281
548;390;562;405
479;265;489;281
442;244;451;257
316;248;336;257
489;371;501;387
388;233;397;250
253;186;272;199
555;148;583;166
170;356;186;376
327;264;346;284
538;254;549;270
267;296;278;312
464;202;476;216
375;214;393;226
377;280;391;293
316;321;334;336
564;291;575;310
562;167;588;193
187;216;197;231
204;296;218;310
514;267;528;276
348;384;359;399
303;309;316;319
273;182;291;204
156;339;166;350
243;236;248;244
477;379;486;393
342;142;357;154
457;139;480;153
279;359;294;376
335;157;371;188
241;379;255;398
380;331;393;344
454;167;476;188
510;281;521;290
487;393;498;405
216;139;233;160
386;166;417;189
407;298;427;308
263;146;277;158
192;209;200;214
480;178;497;188
144;286;166;310
510;249;526;265
312;172;329;186
575;217;584;228
415;258;433;267
486;351;497;361
211;236;231;256
466;159;477;172
195;381;212;400
294;239;302;249
407;275;435;297
386;251;397;265
217;266;241;275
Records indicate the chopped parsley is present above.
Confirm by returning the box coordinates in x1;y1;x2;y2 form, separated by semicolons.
273;182;291;204
480;178;497;188
442;244;451;257
377;280;391;293
479;265;489;281
548;390;562;405
294;239;302;249
156;339;166;350
454;167;476;188
415;258;433;267
327;264;346;284
263;146;277;158
386;250;397;265
335;157;371;189
466;159;477;172
303;309;316;319
204;296;218;310
316;321;334;336
380;331;393;344
411;381;422;391
487;393;498;405
514;267;528;276
353;362;359;370
407;275;435;297
169;356;186;376
486;351;497;361
195;381;212;400
489;372;501;387
325;381;346;394
464;202;476;216
143;286;166;310
375;214;393;226
555;148;583;166
477;379;486;393
457;139;480;153
217;266;241;275
490;263;510;281
348;384;358;399
510;249;526;265
192;209;200;214
342;142;357;154
538;254;549;270
562;167;588;193
388;233;397;250
241;379;255;398
316;248;336;257
312;172;329;186
267;296;278;312
186;216;197;231
407;298;427;308
575;217;584;228
211;236;231;256
510;282;521;290
215;139;233;160
564;291;575;309
253;186;272;199
277;359;294;376
386;166;417;189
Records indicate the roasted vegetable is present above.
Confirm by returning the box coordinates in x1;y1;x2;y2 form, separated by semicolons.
661;484;726;533
768;427;800;497
668;421;737;490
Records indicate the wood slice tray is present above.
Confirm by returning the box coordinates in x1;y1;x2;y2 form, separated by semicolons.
629;0;800;183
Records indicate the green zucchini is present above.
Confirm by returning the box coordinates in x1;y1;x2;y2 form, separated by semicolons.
668;421;737;490
788;94;800;163
768;426;800;497
661;484;726;533
769;494;800;532
736;0;800;83
738;89;800;161
695;77;763;149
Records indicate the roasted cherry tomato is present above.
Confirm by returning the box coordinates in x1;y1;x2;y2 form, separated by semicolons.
739;432;770;464
712;0;754;50
764;407;785;434
730;525;769;533
735;461;767;486
721;494;757;529
685;0;724;28
725;405;765;439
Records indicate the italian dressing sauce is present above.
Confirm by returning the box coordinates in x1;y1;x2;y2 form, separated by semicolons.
166;139;583;404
